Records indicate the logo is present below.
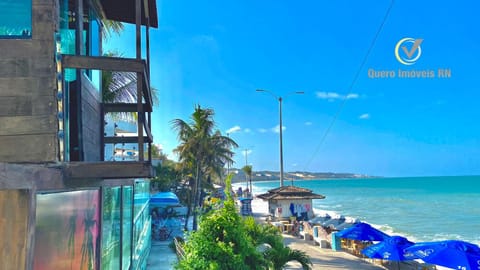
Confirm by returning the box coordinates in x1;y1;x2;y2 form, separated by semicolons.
395;37;423;65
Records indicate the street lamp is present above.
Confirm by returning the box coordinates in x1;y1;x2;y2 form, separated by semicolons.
256;89;304;187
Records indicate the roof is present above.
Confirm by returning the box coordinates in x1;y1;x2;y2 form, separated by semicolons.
100;0;158;28
150;192;179;204
257;185;326;200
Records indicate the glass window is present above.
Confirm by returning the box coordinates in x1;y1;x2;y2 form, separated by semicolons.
0;0;32;39
132;180;151;269
101;187;121;269
34;190;100;270
87;11;101;90
122;186;133;269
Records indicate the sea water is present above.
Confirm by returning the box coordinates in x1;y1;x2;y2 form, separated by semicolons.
244;175;480;245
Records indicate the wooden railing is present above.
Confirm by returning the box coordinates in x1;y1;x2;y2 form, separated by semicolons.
61;54;153;162
173;237;185;260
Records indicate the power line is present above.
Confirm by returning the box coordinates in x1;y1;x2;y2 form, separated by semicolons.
303;0;396;171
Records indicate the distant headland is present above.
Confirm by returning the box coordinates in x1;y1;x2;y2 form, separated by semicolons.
229;169;377;183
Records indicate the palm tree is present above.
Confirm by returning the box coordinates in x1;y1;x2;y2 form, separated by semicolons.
101;51;159;123
171;105;238;230
265;245;312;270
89;0;124;38
244;217;312;270
242;165;253;197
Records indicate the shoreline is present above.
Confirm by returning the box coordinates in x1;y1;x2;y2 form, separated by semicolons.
236;177;480;246
249;197;439;270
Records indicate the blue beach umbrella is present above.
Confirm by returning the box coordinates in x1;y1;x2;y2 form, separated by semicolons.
404;240;480;270
361;235;415;261
336;222;389;241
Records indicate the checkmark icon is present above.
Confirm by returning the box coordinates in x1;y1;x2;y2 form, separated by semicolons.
401;38;423;59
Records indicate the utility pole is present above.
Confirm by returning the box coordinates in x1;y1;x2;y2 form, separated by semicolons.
256;89;304;187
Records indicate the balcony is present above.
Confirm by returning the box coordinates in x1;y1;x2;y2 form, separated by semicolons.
60;54;155;179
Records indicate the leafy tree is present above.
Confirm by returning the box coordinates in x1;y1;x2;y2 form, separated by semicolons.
151;159;180;192
175;175;265;270
171;105;238;230
243;217;312;270
176;176;312;270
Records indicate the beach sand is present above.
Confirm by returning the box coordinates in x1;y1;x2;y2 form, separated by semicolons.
250;198;385;270
282;234;384;270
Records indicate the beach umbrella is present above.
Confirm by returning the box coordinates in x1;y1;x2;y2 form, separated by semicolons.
336;222;389;241
361;235;415;261
404;240;480;270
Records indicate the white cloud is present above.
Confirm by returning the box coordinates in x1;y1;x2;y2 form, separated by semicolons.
359;113;370;119
258;128;268;133
316;91;360;101
244;128;252;133
226;125;241;134
316;92;340;99
305;121;312;126
346;93;359;99
272;125;286;133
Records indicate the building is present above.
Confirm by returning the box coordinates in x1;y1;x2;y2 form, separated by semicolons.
257;185;325;220
0;0;158;269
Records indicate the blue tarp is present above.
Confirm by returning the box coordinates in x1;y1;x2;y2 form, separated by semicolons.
150;192;180;205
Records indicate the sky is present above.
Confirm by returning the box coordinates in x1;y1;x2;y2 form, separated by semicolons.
104;0;480;177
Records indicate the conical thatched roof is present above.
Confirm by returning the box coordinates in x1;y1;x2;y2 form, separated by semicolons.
257;185;325;200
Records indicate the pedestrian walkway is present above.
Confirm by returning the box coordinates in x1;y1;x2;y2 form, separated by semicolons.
146;240;178;270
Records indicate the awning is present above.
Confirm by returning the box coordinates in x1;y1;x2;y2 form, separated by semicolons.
150;192;180;205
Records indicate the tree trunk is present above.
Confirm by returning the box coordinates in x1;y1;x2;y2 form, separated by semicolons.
192;163;201;231
183;188;192;231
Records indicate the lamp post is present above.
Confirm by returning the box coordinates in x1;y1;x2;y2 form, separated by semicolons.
256;89;304;187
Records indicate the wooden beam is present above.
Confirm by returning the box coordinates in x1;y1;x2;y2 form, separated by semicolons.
0;162;153;191
62;55;145;73
64;161;155;179
0;96;32;116
141;69;153;112
136;0;144;162
0;115;56;136
0;163;59;190
143;118;153;144
104;136;152;144
103;103;151;113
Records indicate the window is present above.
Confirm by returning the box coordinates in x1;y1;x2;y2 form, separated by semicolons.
34;190;100;269
101;187;121;269
0;0;32;39
122;186;133;269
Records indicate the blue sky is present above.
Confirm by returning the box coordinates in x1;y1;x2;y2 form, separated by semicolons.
104;0;480;177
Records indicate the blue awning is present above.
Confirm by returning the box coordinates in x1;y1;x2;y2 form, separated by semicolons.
150;192;180;205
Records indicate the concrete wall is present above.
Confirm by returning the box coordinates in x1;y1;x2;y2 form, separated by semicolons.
268;199;315;220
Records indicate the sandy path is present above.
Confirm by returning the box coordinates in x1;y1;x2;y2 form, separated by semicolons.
250;198;385;270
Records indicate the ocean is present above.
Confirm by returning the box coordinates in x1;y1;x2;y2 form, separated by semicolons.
242;175;480;245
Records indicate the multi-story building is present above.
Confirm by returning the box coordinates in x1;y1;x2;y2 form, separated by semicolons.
0;0;158;269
